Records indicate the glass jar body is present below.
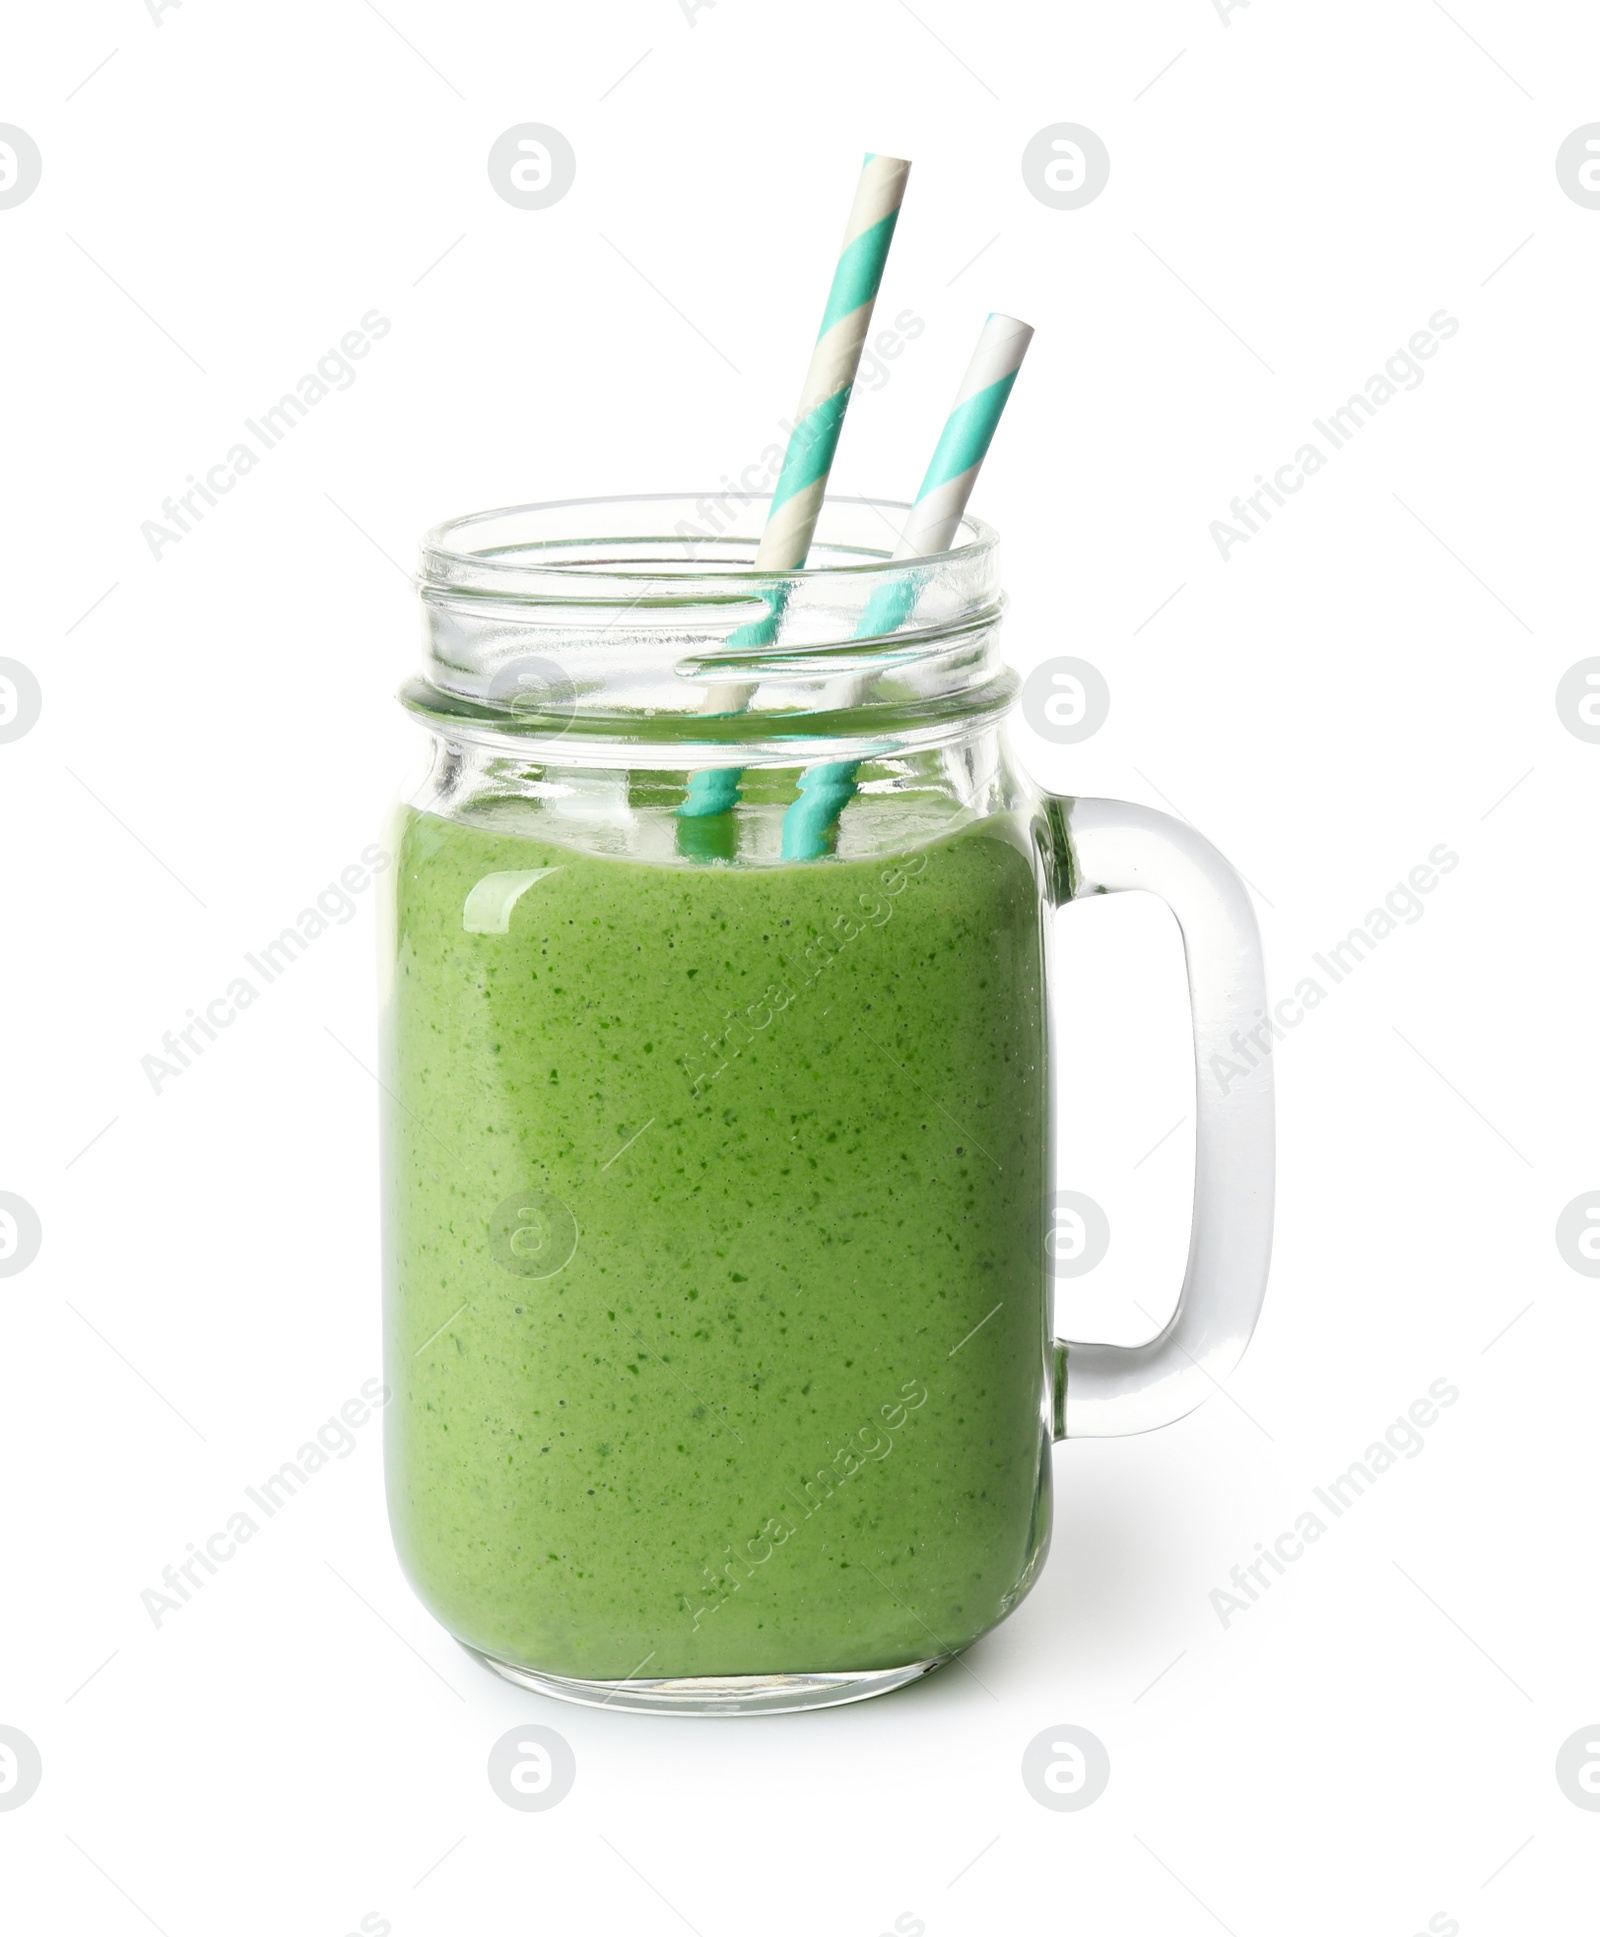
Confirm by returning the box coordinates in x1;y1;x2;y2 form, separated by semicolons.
381;723;1058;1712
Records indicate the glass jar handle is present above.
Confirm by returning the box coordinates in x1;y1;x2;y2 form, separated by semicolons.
1046;795;1275;1438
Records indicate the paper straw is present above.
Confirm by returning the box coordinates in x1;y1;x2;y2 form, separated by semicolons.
752;152;913;572
780;312;1034;861
680;153;911;822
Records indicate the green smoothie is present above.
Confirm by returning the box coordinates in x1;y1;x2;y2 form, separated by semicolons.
383;800;1051;1680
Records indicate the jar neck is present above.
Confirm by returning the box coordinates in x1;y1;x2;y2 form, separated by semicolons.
408;723;1029;868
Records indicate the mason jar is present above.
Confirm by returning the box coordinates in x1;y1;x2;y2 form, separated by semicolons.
380;493;1274;1714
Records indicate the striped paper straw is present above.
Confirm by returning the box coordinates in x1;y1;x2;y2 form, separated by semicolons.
753;152;912;572
780;312;1033;861
680;152;911;822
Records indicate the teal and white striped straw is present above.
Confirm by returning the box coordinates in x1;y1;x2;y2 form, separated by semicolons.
781;311;1034;861
680;152;911;823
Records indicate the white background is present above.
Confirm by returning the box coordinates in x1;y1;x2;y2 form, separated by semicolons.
2;0;1596;1931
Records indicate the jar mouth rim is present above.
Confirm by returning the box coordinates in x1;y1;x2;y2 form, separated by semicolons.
419;492;998;587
